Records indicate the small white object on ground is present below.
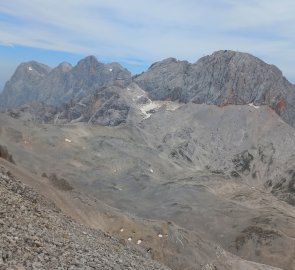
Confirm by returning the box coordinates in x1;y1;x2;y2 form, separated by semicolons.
150;169;154;173
158;234;163;238
65;138;72;143
28;66;32;71
137;240;142;245
120;228;124;232
109;68;113;72
128;237;132;241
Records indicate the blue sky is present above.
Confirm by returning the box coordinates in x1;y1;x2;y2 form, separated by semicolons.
1;0;295;90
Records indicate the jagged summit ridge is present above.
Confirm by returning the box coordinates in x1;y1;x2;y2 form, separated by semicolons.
0;55;132;108
134;50;295;126
135;50;289;103
1;50;295;127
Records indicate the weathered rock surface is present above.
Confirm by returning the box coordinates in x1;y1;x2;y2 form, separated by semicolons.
1;50;295;270
3;83;181;126
1;102;295;269
0;61;52;108
134;50;295;127
0;56;131;108
2;50;295;127
0;166;170;270
0;145;14;164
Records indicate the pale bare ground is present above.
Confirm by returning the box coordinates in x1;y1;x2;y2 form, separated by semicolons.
1;103;295;269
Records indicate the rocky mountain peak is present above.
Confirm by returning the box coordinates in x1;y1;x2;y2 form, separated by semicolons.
134;50;295;126
198;50;283;79
55;61;72;73
0;56;132;108
0;61;52;108
2;51;295;127
11;61;51;80
74;55;102;73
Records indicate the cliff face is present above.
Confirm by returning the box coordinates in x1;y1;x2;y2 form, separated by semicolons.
1;50;295;127
134;50;295;126
0;61;52;108
0;56;131;108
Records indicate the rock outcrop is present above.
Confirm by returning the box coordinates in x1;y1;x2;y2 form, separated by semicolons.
0;56;131;108
0;61;52;108
2;50;295;127
0;145;14;164
134;50;295;127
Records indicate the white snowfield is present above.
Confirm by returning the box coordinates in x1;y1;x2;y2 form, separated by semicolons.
125;84;181;119
139;100;181;119
248;103;260;109
28;66;33;71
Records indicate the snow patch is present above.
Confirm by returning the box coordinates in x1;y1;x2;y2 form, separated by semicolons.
248;103;260;109
139;102;161;119
139;101;181;119
28;66;33;71
109;68;113;72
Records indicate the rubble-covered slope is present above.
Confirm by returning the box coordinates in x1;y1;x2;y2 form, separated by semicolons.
0;166;170;270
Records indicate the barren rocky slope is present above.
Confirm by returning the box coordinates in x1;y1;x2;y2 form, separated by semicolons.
1;50;295;270
0;164;170;270
1;102;295;269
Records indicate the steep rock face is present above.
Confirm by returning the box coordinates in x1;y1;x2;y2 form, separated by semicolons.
2;50;295;127
134;50;295;127
57;85;131;126
0;56;132;108
4;83;181;127
0;61;52;108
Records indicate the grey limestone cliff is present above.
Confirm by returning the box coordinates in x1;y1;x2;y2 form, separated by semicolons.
0;56;131;108
134;50;295;126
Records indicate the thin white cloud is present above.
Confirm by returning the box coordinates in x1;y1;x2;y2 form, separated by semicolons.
0;0;295;81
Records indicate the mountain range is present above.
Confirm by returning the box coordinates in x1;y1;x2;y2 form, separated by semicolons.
1;50;295;127
1;50;295;270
